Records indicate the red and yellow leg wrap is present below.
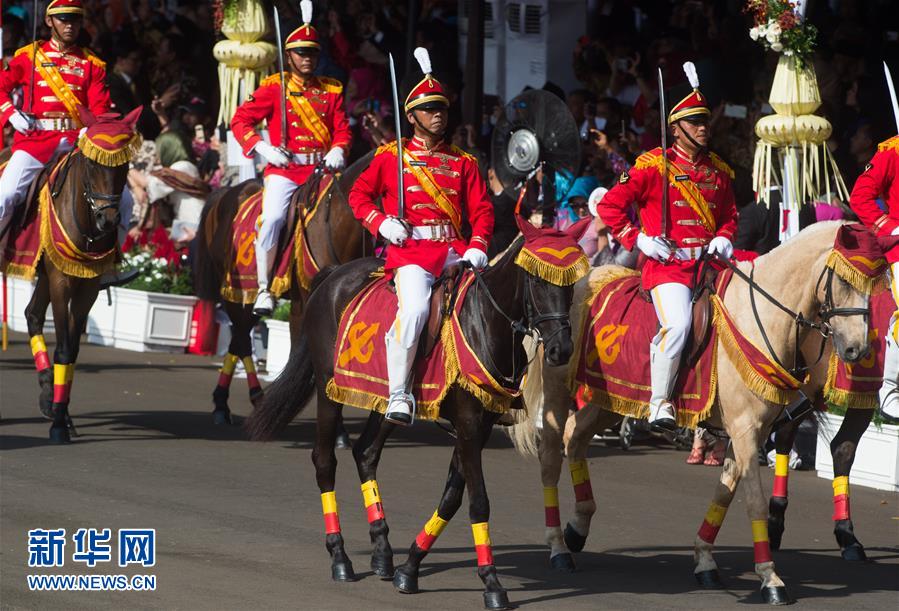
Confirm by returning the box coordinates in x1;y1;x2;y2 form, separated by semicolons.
772;452;789;498
544;486;561;528
414;510;448;552
361;479;385;523
832;476;850;521
52;363;74;403
569;459;593;503
31;335;50;372
242;356;261;391
471;522;494;567
697;502;728;544
217;353;238;388
321;491;341;535
752;519;772;563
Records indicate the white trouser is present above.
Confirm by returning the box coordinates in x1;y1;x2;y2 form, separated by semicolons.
648;282;692;412
0;150;45;236
881;264;899;418
386;248;461;395
257;174;299;251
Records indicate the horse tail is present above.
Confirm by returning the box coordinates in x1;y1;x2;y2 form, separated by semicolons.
508;338;544;458
193;187;231;301
244;265;339;441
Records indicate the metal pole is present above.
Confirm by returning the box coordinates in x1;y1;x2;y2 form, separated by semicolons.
462;0;485;128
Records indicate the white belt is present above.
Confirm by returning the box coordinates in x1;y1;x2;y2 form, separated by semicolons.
291;152;323;165
410;224;457;242
35;118;75;131
674;246;705;261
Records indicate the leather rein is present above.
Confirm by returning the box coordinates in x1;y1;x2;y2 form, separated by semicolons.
51;151;122;250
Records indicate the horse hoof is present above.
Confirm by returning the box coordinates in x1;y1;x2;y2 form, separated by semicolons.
760;585;793;605
371;557;395;579
393;569;418;594
212;409;233;425
483;590;513;610
694;569;723;589
550;553;576;572
336;432;352;450
49;426;71;444
563;523;587;553
331;560;357;582
841;543;868;562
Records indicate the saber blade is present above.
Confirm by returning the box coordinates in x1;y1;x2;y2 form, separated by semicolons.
273;6;288;151
885;61;899;135
657;67;669;241
388;53;405;221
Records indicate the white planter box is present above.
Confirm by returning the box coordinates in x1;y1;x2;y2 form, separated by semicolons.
86;290;116;346
5;276;53;334
816;412;899;492
264;319;291;380
112;287;198;353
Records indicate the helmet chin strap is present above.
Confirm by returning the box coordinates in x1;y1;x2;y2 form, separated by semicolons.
411;111;446;141
674;120;707;156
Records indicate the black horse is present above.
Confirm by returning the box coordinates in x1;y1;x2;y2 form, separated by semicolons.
246;218;590;609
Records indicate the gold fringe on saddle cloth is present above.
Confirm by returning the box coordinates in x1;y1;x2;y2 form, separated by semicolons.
822;350;879;410
40;183;117;278
514;247;590;287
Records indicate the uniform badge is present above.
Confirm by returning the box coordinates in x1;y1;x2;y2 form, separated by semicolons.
619;171;630;184
865;162;873;172
409;160;427;167
675;174;689;182
247;94;255;102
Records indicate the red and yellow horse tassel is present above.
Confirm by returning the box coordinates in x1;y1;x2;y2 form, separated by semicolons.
772;453;789;498
471;522;494;567
241;356;261;392
569;459;593;503
217;353;239;389
751;519;773;564
697;502;728;544
832;476;850;521
52;363;74;403
361;480;386;524
414;510;448;552
544;487;561;528
30;335;50;372
321;491;341;535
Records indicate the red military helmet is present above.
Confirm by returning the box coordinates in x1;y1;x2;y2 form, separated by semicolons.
46;0;85;18
404;47;449;112
668;62;710;124
285;0;320;53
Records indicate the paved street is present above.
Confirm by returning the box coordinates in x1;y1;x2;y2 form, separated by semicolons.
1;331;897;609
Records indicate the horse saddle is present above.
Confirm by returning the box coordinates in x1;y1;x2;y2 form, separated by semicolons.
0;162;52;254
386;265;463;359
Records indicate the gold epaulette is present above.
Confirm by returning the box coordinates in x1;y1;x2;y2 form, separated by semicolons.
81;48;106;70
14;42;39;58
877;135;899;154
316;76;344;94
449;145;477;162
634;147;663;170
375;141;399;156
708;152;735;179
260;72;286;88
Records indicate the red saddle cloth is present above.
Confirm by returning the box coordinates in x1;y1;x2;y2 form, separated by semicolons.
326;272;520;420
571;267;805;428
220;176;333;305
824;290;896;410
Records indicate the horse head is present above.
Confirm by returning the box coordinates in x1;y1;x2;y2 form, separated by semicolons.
75;106;142;234
818;224;886;364
514;216;592;366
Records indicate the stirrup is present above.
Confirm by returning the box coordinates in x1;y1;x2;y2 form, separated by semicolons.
385;392;415;427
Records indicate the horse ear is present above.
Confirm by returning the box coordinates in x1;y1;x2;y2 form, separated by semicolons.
565;216;593;242
77;105;97;127
515;214;540;240
122;106;143;130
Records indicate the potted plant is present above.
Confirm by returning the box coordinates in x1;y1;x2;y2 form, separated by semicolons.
264;301;291;379
816;407;899;492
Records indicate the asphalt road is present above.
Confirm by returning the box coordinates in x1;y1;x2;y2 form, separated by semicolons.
1;331;897;609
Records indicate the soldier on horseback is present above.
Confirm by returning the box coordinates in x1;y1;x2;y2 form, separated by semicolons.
230;0;352;316
347;47;494;426
596;63;737;430
0;0;134;274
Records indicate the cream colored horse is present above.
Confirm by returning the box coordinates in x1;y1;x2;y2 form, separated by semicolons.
511;222;871;604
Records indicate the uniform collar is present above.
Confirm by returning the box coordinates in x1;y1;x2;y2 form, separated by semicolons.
409;135;443;153
671;143;705;166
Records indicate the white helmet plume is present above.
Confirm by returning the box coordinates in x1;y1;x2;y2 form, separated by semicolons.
683;61;699;90
413;47;433;75
300;0;313;25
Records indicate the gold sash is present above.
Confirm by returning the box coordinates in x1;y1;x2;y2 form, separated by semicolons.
287;87;331;148
402;148;461;234
644;154;716;233
29;46;83;127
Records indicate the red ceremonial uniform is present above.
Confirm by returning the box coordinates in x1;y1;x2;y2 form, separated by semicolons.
598;144;737;290
348;136;494;276
0;40;111;163
849;135;899;263
230;73;351;185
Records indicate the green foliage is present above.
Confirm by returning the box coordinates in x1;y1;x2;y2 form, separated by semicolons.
121;249;194;296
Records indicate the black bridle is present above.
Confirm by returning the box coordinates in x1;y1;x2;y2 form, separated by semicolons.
51;151;122;250
467;262;570;388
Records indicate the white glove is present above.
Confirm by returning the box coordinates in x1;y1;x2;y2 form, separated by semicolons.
891;226;899;236
707;236;734;259
323;147;345;171
462;248;489;270
9;110;34;134
378;218;409;246
255;141;290;168
636;233;672;262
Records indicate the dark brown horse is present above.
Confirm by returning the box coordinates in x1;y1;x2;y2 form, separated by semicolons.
17;108;142;443
193;151;373;426
246;219;590;609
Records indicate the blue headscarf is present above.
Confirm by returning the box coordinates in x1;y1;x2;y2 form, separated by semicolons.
558;176;600;223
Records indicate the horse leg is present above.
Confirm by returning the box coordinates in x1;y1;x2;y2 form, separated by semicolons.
830;408;873;561
212;303;256;425
539;364;574;571
767;414;803;551
24;272;53;418
351;411;396;579
693;442;739;589
311;386;355;582
63;282;97;437
394;449;467;594
46;274;74;443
